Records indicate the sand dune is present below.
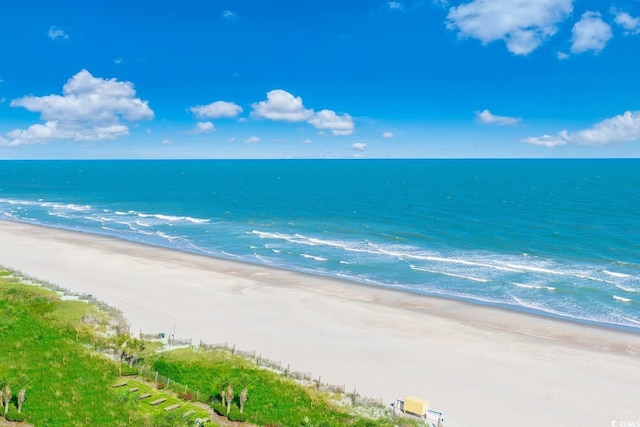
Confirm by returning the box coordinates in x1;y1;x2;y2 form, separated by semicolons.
1;220;639;426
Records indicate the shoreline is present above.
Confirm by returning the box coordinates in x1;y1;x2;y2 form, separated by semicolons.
1;219;640;426
4;218;639;336
3;219;639;346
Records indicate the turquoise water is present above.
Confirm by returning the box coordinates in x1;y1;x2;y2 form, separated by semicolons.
1;159;639;331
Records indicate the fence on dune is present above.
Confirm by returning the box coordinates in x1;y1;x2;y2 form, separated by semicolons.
137;330;387;408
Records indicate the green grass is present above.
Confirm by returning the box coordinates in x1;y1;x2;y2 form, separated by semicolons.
149;348;408;427
112;378;211;426
1;270;420;427
0;277;133;426
0;272;215;426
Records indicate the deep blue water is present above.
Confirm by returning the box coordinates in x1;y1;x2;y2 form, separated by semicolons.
1;159;639;331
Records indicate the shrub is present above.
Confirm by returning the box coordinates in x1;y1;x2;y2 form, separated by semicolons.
211;403;226;416
179;392;193;401
210;403;248;422
227;409;248;423
5;409;27;422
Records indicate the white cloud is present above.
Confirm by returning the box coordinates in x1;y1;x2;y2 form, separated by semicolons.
12;69;153;122
190;101;242;119
523;110;640;147
308;109;354;135
83;125;130;140
382;131;394;138
351;142;367;151
252;90;314;122
302;138;312;144
522;131;570;147
4;69;153;146
161;139;172;145
557;51;570;60
475;109;521;126
5;121;69;146
222;10;237;20
114;57;123;65
388;1;404;10
226;137;236;143
48;26;68;40
446;0;573;55
252;89;354;135
187;121;216;134
245;136;260;143
3;121;130;147
612;9;640;35
571;11;612;54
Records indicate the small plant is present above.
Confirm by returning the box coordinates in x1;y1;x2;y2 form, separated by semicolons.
239;387;248;413
225;385;233;415
17;387;26;413
4;385;11;415
227;409;248;423
5;409;26;422
211;402;226;416
179;391;193;401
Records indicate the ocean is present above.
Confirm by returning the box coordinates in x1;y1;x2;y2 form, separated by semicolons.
1;159;638;331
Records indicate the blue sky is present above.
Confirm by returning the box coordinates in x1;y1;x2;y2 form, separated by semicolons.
1;0;640;159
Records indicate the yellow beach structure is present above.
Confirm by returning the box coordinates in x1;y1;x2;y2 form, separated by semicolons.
391;396;444;427
402;396;430;417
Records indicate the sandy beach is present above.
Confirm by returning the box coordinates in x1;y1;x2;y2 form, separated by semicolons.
1;219;639;426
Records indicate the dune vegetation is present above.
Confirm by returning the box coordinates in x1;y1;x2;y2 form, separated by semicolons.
0;270;421;427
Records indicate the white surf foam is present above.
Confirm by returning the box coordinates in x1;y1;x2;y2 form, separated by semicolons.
604;270;632;278
410;265;489;283
511;282;556;291
621;316;640;325
615;284;639;293
301;254;328;261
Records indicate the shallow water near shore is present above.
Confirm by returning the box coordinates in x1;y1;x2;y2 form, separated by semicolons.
1;158;639;331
